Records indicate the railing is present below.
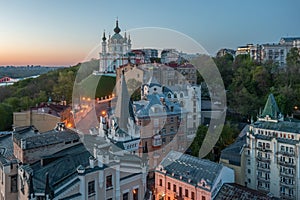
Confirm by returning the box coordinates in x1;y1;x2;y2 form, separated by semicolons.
276;151;295;157
280;171;294;178
256;156;271;162
280;193;295;200
257;166;270;172
257;176;270;182
278;160;296;167
280;181;296;188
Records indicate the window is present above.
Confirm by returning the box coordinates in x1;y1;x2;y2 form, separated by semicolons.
88;181;95;196
170;117;174;123
248;169;251;174
159;179;162;186
173;184;177;192
123;192;129;200
202;196;206;200
191;192;195;200
106;175;113;189
167;182;171;190
170;127;174;132
247;159;251;165
179;187;182;197
185;189;189;197
133;188;138;200
11;175;17;193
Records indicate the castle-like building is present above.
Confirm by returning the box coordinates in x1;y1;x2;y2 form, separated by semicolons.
98;20;133;73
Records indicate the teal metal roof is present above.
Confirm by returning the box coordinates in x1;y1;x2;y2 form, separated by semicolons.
261;94;281;119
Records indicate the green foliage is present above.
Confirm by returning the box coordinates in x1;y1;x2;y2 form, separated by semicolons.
216;50;300;117
0;59;116;131
190;123;239;161
0;103;13;130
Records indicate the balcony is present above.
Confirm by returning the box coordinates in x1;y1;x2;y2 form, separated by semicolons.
278;160;296;167
280;171;294;178
257;166;270;172
280;193;295;200
257;185;269;192
257;176;270;182
256;147;272;152
277;151;295;157
256;156;271;162
280;181;296;188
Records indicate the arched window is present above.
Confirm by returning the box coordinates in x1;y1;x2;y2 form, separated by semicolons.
168;93;172;98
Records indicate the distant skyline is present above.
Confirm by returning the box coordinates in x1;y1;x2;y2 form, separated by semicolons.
1;0;299;66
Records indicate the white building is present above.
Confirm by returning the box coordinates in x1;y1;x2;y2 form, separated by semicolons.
246;37;300;67
98;20;133;73
245;94;300;199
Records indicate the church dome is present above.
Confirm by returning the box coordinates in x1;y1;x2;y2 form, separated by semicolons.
111;33;123;40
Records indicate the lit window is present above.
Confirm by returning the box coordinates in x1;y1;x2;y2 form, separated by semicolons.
133;188;138;200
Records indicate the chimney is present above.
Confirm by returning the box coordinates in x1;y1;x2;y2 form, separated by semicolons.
97;154;103;168
89;156;95;168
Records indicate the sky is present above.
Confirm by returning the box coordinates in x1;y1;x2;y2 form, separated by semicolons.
0;0;299;66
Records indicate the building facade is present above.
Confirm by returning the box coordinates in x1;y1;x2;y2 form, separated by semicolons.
244;94;300;199
13;103;74;132
155;151;234;200
0;124;147;200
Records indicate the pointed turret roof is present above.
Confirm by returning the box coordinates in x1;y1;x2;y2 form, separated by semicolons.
115;70;130;131
102;31;106;41
261;94;281;120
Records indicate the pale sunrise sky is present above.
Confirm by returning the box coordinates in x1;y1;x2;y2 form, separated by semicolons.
0;0;299;66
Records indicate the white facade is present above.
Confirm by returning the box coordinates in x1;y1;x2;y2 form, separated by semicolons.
99;20;133;73
244;94;300;199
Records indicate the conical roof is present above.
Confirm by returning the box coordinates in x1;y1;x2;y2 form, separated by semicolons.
115;71;130;131
261;94;281;119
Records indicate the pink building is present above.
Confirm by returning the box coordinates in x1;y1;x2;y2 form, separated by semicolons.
154;151;234;200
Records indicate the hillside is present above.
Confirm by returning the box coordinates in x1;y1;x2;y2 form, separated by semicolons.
0;59;116;131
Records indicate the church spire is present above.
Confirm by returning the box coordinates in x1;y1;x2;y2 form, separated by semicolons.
114;19;121;34
102;30;106;41
115;70;130;131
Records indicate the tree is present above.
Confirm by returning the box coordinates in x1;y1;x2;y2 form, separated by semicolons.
0;103;13;131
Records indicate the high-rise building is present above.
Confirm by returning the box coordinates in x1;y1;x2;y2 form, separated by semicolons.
244;94;300;199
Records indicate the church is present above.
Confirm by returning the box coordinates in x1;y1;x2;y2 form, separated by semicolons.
98;20;134;74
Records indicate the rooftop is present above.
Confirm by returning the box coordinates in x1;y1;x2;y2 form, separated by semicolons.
157;151;224;191
252;119;300;134
214;183;276;200
13;125;79;150
0;134;17;166
220;135;246;166
21;143;91;194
